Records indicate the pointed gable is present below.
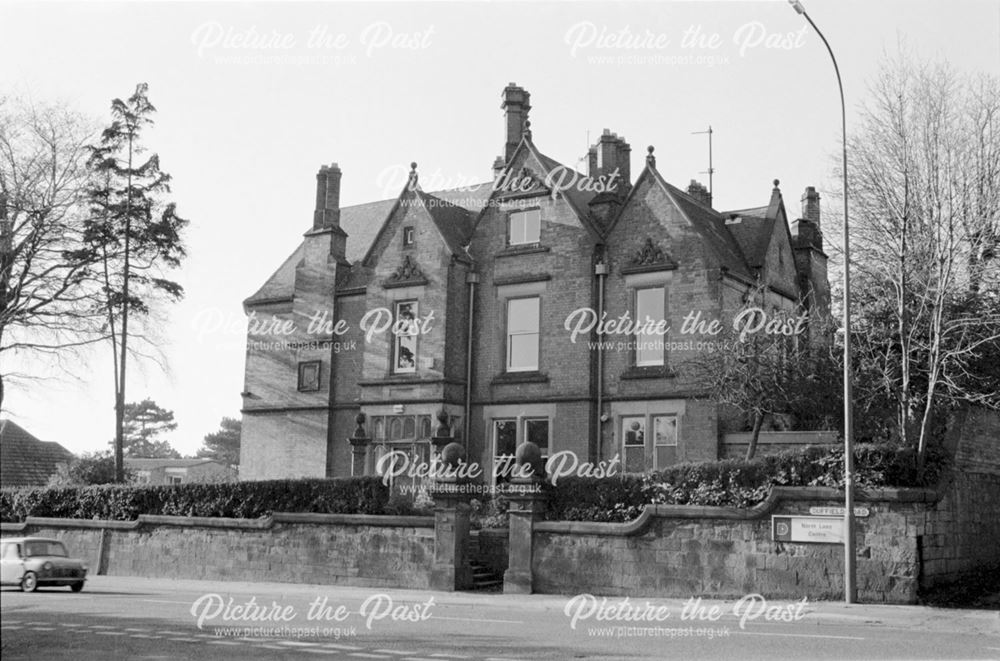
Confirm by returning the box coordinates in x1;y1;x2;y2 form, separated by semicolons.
416;190;476;258
483;137;605;241
245;183;488;306
612;158;753;278
722;182;801;296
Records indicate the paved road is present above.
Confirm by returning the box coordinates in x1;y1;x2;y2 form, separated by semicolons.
2;576;999;660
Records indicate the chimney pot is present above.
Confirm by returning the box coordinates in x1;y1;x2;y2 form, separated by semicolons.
501;83;531;163
802;186;821;224
590;131;630;194
686;179;712;209
314;162;342;230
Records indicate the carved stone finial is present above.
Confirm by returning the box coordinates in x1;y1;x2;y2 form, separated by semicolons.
352;412;367;439
523;119;532;140
435;410;451;437
441;441;466;468
515;441;544;478
646;145;656;167
408;162;418;189
773;178;780;189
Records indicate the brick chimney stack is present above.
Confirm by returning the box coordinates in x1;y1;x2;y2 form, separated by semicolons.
792;186;823;251
589;130;631;194
313;163;342;231
502;83;531;164
616;139;631;192
686;180;712;209
801;186;820;225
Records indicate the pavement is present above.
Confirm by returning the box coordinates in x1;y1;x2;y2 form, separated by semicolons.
2;576;999;660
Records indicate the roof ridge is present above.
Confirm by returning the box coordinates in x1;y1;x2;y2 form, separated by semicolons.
341;182;494;212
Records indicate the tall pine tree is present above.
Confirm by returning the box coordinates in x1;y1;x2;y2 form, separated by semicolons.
83;84;187;481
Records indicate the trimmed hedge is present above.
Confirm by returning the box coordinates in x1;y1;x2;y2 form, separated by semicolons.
0;476;390;523
545;443;948;522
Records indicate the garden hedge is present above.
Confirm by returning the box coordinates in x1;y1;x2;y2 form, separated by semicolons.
0;444;948;525
544;443;948;522
0;476;390;523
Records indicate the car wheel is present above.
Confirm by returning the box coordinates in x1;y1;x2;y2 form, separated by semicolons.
70;581;84;593
21;572;38;592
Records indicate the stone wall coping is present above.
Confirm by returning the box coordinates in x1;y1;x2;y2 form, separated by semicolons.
535;485;937;537
721;431;839;444
0;512;435;532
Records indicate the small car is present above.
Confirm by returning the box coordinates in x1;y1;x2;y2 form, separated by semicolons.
0;536;87;592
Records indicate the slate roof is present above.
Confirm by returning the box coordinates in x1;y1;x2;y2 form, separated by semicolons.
530;144;603;238
245;184;490;306
644;169;754;279
0;420;74;488
723;212;775;269
416;190;477;256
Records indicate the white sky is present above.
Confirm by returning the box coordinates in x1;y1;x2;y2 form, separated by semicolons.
1;0;998;456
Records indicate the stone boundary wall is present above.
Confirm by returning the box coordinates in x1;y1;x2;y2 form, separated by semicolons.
3;410;995;603
530;487;935;604
1;512;435;589
920;407;1000;588
719;431;838;459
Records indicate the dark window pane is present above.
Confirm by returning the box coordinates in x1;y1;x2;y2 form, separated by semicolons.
525;419;549;453
495;419;517;456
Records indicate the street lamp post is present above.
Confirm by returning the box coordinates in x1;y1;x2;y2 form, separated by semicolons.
788;0;857;604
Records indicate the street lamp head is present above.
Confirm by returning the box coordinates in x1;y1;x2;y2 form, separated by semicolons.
789;0;806;15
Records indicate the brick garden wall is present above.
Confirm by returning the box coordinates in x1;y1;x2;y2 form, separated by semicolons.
2;513;434;589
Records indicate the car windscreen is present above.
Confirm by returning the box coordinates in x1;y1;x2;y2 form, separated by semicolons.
24;541;68;557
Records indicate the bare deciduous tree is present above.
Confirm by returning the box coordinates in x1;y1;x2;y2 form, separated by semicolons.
681;285;839;460
0;96;103;410
847;53;1000;462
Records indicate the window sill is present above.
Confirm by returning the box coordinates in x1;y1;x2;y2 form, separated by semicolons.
358;375;444;386
496;245;550;258
620;365;676;380
383;277;428;289
491;371;550;385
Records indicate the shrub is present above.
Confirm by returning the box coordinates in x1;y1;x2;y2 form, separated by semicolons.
0;476;391;523
544;443;949;522
470;496;510;529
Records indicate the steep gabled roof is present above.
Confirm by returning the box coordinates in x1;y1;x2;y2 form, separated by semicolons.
245;243;305;305
246;183;490;306
722;186;798;277
724;212;775;269
416;189;477;257
635;166;753;279
527;141;605;240
480;137;604;240
0;419;74;488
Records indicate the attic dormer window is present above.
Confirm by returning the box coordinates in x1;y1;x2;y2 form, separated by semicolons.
403;226;415;247
508;209;541;246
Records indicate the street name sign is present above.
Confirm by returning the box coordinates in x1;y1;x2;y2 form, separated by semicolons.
808;506;870;517
772;515;844;544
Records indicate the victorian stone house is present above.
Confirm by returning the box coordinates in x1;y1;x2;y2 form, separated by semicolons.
239;83;830;482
